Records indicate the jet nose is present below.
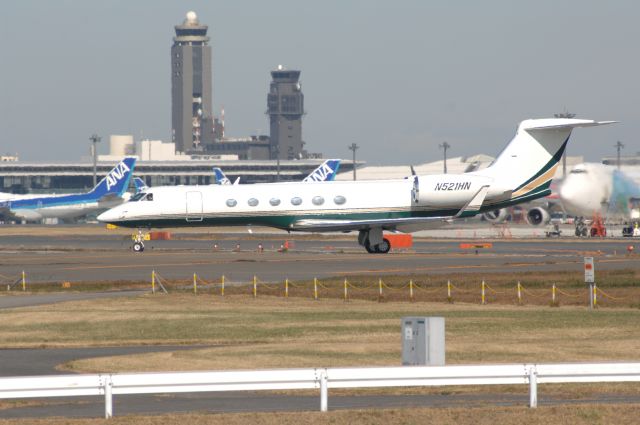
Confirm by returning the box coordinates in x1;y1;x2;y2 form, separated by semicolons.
97;207;120;223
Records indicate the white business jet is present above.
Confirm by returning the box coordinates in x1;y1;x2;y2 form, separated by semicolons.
98;119;614;253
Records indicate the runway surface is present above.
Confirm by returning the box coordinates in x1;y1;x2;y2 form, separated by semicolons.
0;229;639;285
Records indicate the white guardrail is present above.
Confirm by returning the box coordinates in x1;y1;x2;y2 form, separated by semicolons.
1;363;640;419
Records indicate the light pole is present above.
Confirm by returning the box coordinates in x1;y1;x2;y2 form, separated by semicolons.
554;111;576;176
89;134;101;186
439;141;450;174
615;141;625;170
348;143;359;181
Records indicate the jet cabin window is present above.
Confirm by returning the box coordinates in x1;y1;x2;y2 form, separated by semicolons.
570;169;587;174
334;195;347;205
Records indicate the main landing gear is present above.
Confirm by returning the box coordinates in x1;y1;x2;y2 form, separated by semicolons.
358;228;391;254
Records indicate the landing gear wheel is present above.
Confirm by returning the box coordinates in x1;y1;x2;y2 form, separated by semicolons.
364;241;375;253
364;238;391;254
377;238;391;254
133;242;145;253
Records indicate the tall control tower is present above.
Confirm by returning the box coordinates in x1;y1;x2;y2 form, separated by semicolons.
171;11;214;153
267;66;305;160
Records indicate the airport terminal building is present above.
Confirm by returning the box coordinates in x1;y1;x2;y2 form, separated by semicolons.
0;160;355;194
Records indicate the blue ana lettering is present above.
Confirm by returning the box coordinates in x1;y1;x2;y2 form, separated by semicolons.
307;164;333;182
106;162;131;190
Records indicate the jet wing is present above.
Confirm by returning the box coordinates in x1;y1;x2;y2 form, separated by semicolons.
292;184;491;232
291;216;451;232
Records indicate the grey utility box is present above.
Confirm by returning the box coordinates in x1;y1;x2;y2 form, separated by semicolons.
401;316;445;366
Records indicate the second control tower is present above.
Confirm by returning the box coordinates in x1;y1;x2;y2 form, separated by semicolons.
171;11;214;153
267;66;305;160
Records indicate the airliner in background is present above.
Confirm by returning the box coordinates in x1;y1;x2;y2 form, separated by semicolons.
98;119;615;253
212;159;341;185
559;163;640;221
0;157;136;222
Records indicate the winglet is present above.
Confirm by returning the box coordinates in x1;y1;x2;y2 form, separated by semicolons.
454;185;490;218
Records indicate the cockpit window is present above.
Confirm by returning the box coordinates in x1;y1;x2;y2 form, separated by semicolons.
130;192;146;202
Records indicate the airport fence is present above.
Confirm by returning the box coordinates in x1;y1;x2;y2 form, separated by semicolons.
2;271;26;292
146;271;637;308
1;362;640;418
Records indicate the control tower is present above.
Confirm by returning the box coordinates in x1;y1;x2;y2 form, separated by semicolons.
171;11;214;153
267;66;305;160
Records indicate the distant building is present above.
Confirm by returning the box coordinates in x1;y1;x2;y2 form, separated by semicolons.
98;135;239;162
268;66;305;160
171;11;215;153
0;160;354;194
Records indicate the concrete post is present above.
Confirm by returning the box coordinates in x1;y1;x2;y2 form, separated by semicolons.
528;367;537;408
320;372;328;412
105;378;113;418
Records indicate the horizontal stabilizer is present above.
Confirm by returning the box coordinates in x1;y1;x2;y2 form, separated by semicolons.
523;119;617;131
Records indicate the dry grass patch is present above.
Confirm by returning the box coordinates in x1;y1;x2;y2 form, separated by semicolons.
2;294;636;371
1;404;640;425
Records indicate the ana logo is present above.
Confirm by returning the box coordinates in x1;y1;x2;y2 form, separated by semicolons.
305;163;334;182
105;162;131;191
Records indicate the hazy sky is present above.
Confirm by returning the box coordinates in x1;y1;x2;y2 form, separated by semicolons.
1;0;638;165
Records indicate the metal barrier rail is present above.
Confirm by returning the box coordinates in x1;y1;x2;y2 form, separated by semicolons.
1;362;640;419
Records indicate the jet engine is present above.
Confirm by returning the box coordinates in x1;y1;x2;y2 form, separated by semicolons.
526;207;550;226
483;208;508;223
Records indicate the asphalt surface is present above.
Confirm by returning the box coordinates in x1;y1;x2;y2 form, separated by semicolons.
1;226;640;418
0;346;199;377
1;231;639;285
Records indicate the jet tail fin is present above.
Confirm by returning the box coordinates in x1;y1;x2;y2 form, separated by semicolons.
212;167;232;185
474;119;616;202
87;157;136;200
133;177;148;193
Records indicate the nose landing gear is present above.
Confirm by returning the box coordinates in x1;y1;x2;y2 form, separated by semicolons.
132;229;146;252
